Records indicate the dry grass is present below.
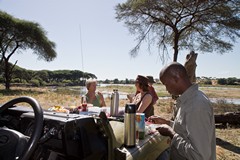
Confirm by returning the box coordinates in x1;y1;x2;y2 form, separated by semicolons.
1;84;240;159
200;86;240;99
216;128;240;160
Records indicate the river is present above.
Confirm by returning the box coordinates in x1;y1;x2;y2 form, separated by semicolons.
100;86;240;105
79;84;240;105
102;93;240;105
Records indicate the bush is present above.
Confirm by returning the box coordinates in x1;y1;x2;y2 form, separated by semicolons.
204;79;212;85
0;77;4;83
218;78;227;85
12;78;21;83
30;79;40;87
212;98;240;114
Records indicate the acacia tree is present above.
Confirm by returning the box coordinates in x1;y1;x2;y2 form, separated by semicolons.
116;0;240;62
0;11;57;89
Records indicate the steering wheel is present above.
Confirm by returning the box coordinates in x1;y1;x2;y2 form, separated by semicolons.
0;97;43;160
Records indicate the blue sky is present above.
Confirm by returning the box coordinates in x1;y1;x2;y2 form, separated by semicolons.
1;0;239;80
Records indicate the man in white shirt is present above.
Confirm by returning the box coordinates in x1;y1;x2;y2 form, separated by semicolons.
149;62;216;160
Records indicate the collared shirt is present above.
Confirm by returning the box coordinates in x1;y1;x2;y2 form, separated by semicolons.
170;84;216;160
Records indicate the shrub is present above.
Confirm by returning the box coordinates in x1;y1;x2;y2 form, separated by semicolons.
30;79;40;87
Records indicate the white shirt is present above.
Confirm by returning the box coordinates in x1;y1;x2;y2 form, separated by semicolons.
170;84;216;160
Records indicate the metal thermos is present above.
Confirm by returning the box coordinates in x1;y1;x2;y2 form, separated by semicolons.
124;103;136;147
81;95;86;104
110;89;119;116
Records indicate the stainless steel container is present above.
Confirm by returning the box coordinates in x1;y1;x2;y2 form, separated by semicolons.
110;89;119;116
124;103;136;147
81;95;86;104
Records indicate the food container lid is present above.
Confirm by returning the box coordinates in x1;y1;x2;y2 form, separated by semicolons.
125;103;136;113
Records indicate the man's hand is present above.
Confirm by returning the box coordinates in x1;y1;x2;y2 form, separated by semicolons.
147;116;170;125
127;94;134;103
156;124;176;139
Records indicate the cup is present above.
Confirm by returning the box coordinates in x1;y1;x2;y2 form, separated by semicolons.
81;103;87;112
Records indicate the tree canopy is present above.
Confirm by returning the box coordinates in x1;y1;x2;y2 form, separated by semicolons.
0;10;57;89
115;0;240;62
0;63;97;87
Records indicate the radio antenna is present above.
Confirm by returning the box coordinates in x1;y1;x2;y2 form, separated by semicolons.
79;25;84;73
79;25;86;95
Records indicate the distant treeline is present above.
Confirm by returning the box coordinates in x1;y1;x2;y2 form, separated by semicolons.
99;77;240;86
99;78;135;84
0;64;239;87
0;64;97;87
200;77;240;85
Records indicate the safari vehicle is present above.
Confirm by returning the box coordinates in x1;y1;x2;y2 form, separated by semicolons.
0;97;169;160
0;96;116;160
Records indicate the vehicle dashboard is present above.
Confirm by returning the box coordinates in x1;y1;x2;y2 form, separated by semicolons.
0;105;108;160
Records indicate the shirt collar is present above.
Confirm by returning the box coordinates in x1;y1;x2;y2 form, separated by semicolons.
177;84;198;104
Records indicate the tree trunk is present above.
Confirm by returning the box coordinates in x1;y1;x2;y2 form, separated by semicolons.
215;112;240;126
4;60;11;90
173;32;180;62
184;51;198;83
173;50;178;62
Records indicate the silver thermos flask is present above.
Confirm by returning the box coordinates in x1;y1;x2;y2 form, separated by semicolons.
124;103;136;147
110;89;119;116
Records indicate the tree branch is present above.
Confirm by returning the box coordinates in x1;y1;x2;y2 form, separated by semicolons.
130;23;154;57
6;41;19;61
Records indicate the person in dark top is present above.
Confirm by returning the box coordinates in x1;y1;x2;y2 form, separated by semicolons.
127;75;153;118
146;76;159;105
